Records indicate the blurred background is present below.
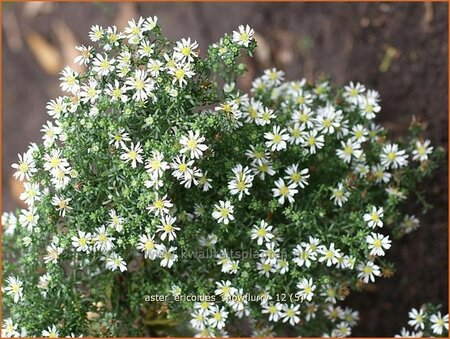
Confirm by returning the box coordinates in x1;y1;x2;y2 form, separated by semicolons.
2;2;448;336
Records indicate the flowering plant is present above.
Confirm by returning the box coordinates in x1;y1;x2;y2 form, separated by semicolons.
2;16;446;337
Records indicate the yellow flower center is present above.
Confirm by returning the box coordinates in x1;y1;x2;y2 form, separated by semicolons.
181;46;191;56
128;150;137;160
187;139;198;150
387;152;396;161
279;186;289;196
273;134;282;143
155;200;164;210
220;208;229;217
135;79;145;91
175;69;185;80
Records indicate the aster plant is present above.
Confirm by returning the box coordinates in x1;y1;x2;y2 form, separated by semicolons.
2;16;446;338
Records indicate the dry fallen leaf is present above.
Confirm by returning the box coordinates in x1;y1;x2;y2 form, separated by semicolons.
115;2;138;32
53;20;84;73
10;177;25;207
25;31;62;74
23;2;54;18
2;10;23;53
254;32;271;68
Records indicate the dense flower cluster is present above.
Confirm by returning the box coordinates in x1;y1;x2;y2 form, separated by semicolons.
395;304;449;338
2;17;442;337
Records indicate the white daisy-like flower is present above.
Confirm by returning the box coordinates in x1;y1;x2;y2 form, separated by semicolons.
124;17;145;44
259;242;280;265
251;159;275;181
228;164;254;200
292;107;315;129
287;122;305;145
232;24;254;47
157;215;179;241
284;164;310;188
408;307;426;330
363;206;384;228
2;318;20;338
179;130;208;159
108;209;125;232
46;97;66;119
12;152;37;181
212;200;234;225
214;280;237;298
109;129;131;149
318;243;342;267
366;232;391;256
174;38;199;63
4;276;23;304
41;121;62;147
264;125;290;151
257;259;276;277
242;98;263;123
297;277;316;302
315;105;342;135
292;244;317;268
92;53;115;76
93;225;116;252
250;220;274;246
43;149;69;172
371;164;392;184
272;178;298;205
358;91;381;120
59;66;80;94
351;124;369;143
208;305;229;330
343;81;366;105
42;325;59;338
105;252;127;272
43;243;64;264
147;58;165;77
143;15;158;32
120;142;144;168
336;139;363;163
171;155;195;181
332;322;352;337
330;182;350;207
245;145;270;164
302;129;325;154
168;62;195;87
71;230;92;253
430;312;449;335
19;182;41;206
262;302;283;322
137;234;161;260
256;107;276;126
51;195;72;217
147;194;173;217
400;214;420;234
190;309;207;330
105;80;128;103
89;24;103;42
262;68;285;87
18;207;39;230
357;260;381;283
125;69;155;101
159;244;178;268
380;143;409;169
74;45;94;65
198;171;213;192
412;140;433;162
137;39;155;57
281;304;301;326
